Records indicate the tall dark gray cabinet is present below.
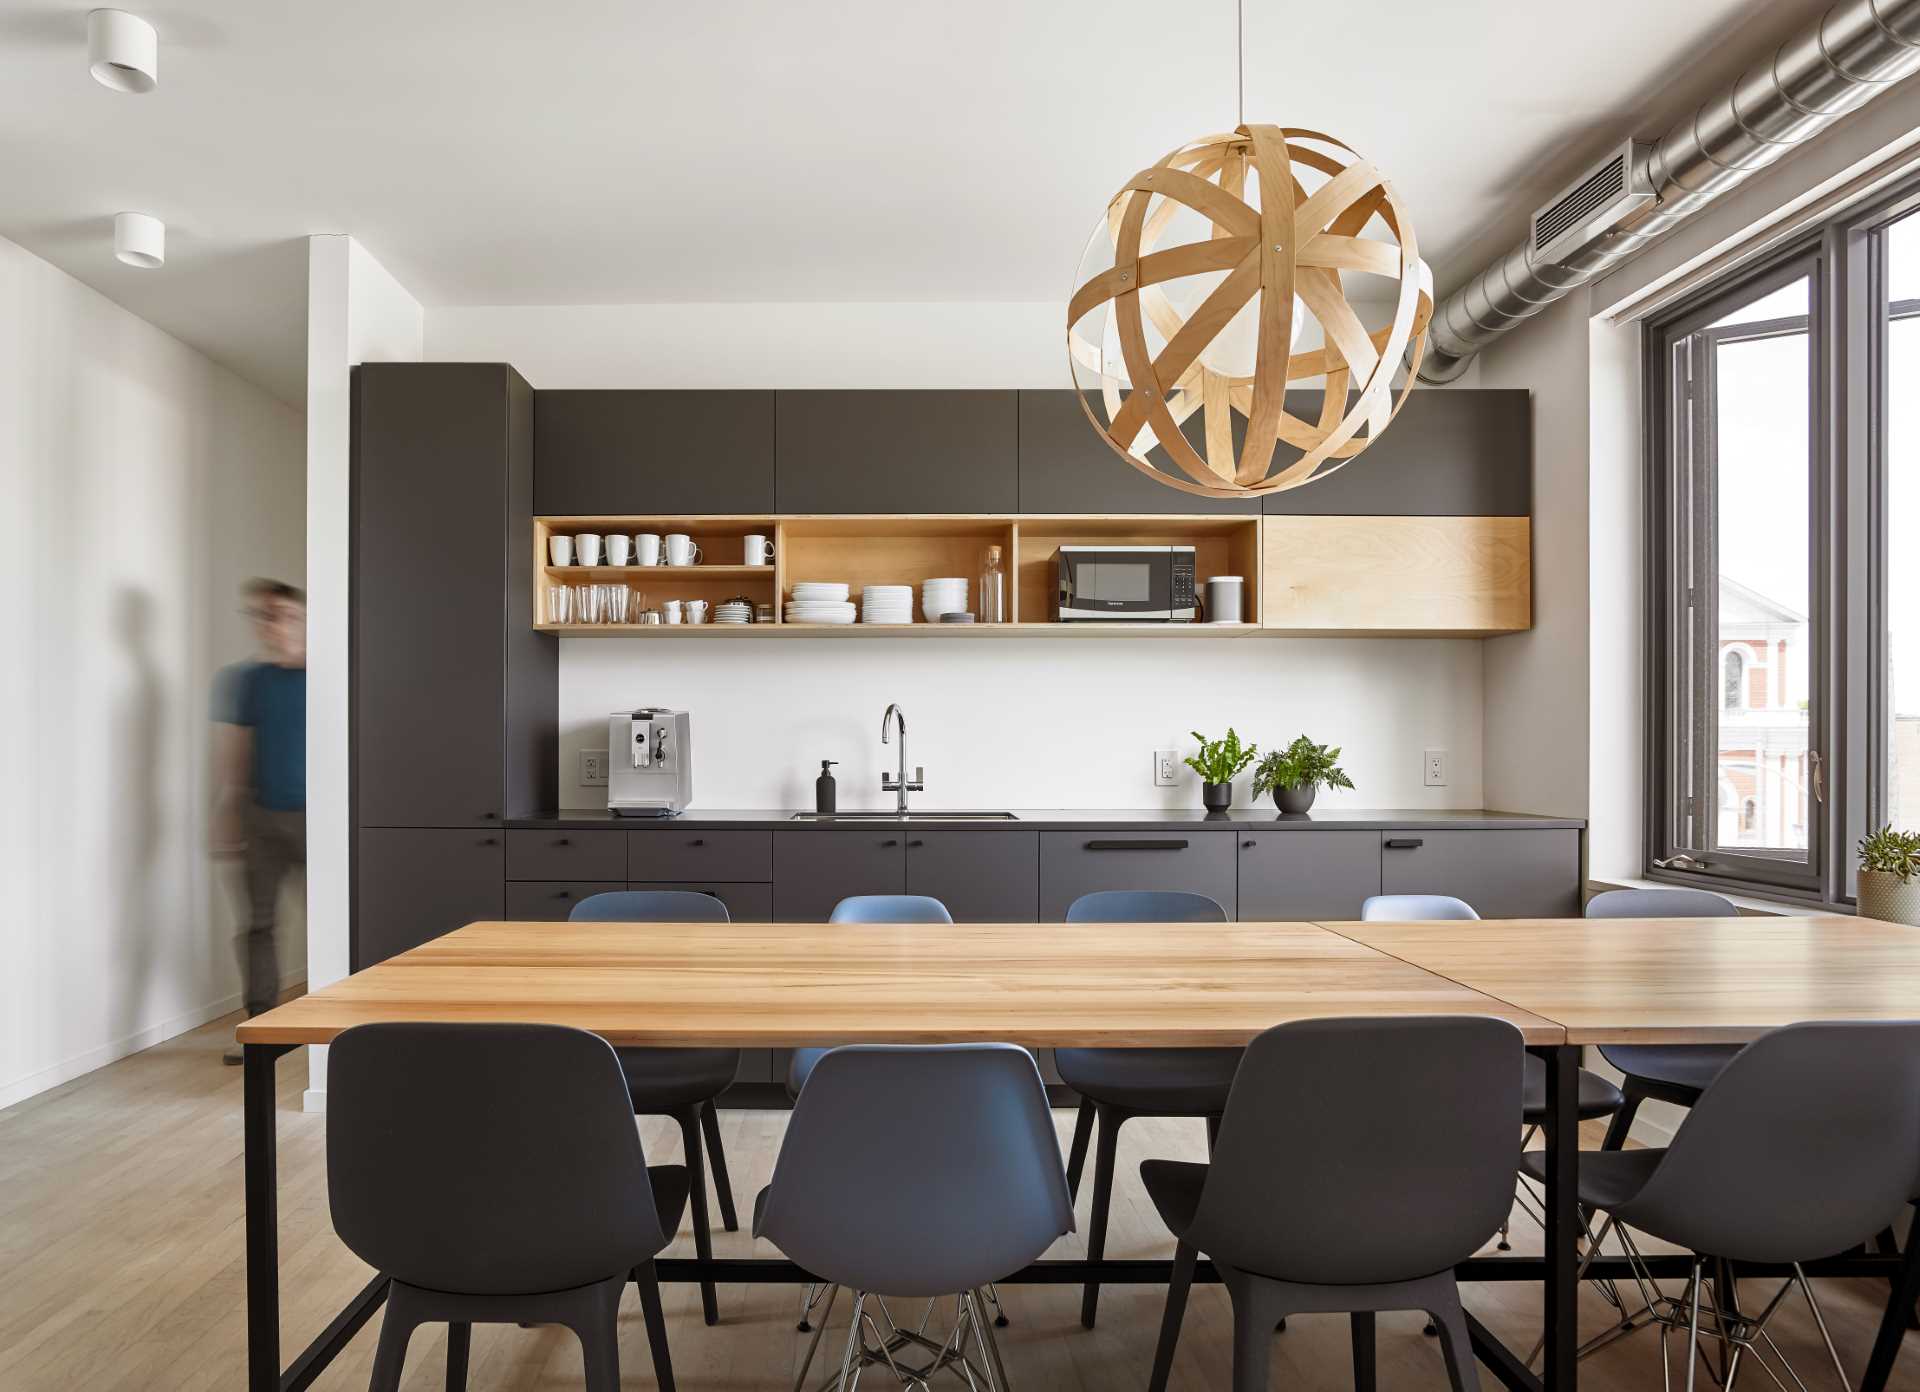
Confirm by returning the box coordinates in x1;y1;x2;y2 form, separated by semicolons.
352;363;555;968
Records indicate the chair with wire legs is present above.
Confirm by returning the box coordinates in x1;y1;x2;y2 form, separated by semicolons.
1143;1016;1525;1392
1055;889;1237;1330
571;890;741;1327
755;1044;1074;1392
1519;1020;1920;1390
328;1023;684;1392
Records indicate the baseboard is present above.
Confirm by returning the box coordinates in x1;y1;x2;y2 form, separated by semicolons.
0;970;308;1112
302;1088;327;1113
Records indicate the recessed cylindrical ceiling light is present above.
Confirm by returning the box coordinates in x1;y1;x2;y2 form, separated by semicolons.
88;9;158;94
114;212;165;268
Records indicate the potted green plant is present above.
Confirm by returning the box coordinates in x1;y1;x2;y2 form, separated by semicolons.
1251;735;1354;815
1185;729;1257;812
1857;824;1920;926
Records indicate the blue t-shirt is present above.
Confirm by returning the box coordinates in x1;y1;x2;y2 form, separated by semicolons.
229;663;306;812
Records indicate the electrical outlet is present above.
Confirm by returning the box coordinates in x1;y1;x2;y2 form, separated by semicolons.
1424;749;1448;787
1154;749;1179;787
579;747;609;787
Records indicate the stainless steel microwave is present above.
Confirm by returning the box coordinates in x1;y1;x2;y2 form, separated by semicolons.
1055;545;1197;622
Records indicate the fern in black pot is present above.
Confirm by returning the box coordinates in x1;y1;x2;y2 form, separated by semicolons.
1185;729;1257;812
1252;736;1354;815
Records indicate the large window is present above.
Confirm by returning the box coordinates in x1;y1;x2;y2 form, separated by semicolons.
1649;185;1920;902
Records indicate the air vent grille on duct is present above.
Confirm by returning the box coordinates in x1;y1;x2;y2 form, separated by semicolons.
1530;142;1654;267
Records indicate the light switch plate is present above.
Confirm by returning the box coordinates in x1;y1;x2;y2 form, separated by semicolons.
1424;749;1448;787
1154;749;1179;787
580;747;609;786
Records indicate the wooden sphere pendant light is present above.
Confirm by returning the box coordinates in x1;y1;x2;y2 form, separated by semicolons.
1066;12;1433;499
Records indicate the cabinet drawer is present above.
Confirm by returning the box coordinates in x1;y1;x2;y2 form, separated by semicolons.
1378;828;1581;918
1237;830;1382;920
1038;830;1237;921
631;881;773;923
505;880;628;921
905;831;1039;922
628;829;772;883
506;828;627;881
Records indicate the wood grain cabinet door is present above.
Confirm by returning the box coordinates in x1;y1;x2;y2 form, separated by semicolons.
775;391;1018;513
534;390;775;515
772;830;907;921
1236;830;1382;920
905;831;1040;922
1378;828;1581;918
356;828;504;968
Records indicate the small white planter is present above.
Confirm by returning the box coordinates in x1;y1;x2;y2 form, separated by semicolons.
1857;869;1920;927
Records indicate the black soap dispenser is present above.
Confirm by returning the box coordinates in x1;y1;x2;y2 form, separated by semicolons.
815;760;839;815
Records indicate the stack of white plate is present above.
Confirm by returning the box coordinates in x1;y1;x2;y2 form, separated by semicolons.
714;601;753;625
786;582;855;624
921;577;969;621
861;585;914;624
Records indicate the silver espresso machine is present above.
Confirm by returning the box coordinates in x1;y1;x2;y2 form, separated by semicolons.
608;708;692;817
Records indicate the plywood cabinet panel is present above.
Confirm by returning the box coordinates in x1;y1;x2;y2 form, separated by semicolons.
1260;515;1530;635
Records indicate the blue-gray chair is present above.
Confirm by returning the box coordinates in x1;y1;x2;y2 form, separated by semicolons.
571;890;738;1326
1585;887;1743;1149
1056;889;1235;1328
329;1023;684;1392
755;1045;1074;1392
1144;1016;1524;1392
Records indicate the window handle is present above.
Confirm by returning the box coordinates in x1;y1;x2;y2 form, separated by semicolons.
1654;854;1711;872
1809;751;1825;804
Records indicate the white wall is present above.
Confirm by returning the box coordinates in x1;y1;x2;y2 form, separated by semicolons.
0;233;305;1110
304;235;422;1108
429;302;1492;814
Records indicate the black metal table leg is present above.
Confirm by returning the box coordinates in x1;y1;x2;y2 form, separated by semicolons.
1540;1044;1579;1392
1862;1209;1920;1392
245;1042;292;1392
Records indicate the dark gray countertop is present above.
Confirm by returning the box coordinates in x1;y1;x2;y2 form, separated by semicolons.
507;808;1585;831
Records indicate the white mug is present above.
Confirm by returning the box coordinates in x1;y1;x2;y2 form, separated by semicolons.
743;534;774;566
548;535;575;567
574;533;604;567
662;599;684;624
665;533;701;567
635;533;662;566
686;599;710;624
605;533;633;566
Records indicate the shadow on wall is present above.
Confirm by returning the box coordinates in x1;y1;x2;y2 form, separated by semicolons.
109;585;162;1042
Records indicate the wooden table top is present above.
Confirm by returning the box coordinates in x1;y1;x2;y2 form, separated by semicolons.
1326;914;1920;1043
236;919;1566;1046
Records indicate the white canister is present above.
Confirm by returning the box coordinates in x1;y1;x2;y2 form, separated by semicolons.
1204;575;1245;624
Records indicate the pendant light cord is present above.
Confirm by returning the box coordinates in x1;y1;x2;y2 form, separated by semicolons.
1236;0;1244;127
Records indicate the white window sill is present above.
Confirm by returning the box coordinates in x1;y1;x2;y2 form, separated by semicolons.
1587;875;1848;917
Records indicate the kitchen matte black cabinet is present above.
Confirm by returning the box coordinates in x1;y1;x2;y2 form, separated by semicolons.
1236;829;1383;920
630;881;773;923
505;880;628;921
1379;828;1581;918
628;828;772;883
354;363;554;829
534;390;775;515
775;391;1018;513
1017;390;1259;515
505;828;626;881
357;829;505;968
905;831;1040;922
772;829;906;921
1038;830;1238;920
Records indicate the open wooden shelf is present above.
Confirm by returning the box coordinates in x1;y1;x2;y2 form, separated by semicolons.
536;621;1268;638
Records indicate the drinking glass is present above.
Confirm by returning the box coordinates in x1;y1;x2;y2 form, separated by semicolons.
576;583;602;625
605;585;631;624
546;585;572;625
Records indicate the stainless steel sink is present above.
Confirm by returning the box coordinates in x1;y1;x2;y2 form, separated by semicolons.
789;811;1020;821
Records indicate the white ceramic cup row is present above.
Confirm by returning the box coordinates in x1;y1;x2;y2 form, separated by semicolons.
661;599;709;624
550;532;776;568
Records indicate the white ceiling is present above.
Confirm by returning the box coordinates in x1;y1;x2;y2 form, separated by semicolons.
0;0;1837;406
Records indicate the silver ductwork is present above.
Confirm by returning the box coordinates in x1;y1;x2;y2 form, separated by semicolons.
1419;0;1920;381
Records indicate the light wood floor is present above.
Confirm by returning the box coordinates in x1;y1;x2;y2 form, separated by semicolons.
2;1015;1915;1391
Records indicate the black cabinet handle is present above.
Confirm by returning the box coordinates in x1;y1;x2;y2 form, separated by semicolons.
1086;839;1188;851
700;889;719;898
908;838;925;848
881;839;900;848
554;889;573;899
555;837;571;846
690;838;705;847
480;811;498;820
478;836;498;846
1385;838;1425;850
1242;839;1256;848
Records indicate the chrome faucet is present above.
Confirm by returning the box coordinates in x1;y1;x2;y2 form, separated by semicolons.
880;703;924;815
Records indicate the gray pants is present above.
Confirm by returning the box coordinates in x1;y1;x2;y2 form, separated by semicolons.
238;804;305;1017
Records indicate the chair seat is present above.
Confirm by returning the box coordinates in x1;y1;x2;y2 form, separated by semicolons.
1522;1055;1625;1123
1598;1043;1741;1096
1518;1146;1667;1212
648;1163;692;1239
1139;1158;1208;1241
616;1046;741;1113
1054;1047;1241;1115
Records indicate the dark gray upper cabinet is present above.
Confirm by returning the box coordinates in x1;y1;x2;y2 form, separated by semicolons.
1261;389;1531;516
905;831;1040;922
1237;829;1382;920
772;829;906;921
354;363;553;829
534;390;775;515
776;391;1018;513
357;828;504;968
1017;390;1259;515
1379;828;1581;918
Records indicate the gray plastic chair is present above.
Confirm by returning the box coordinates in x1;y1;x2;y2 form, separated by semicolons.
1055;889;1235;1328
1360;894;1479;920
1585;888;1744;1150
571;889;738;1325
328;1022;684;1392
1520;1021;1920;1389
1145;1016;1524;1392
755;1044;1074;1392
